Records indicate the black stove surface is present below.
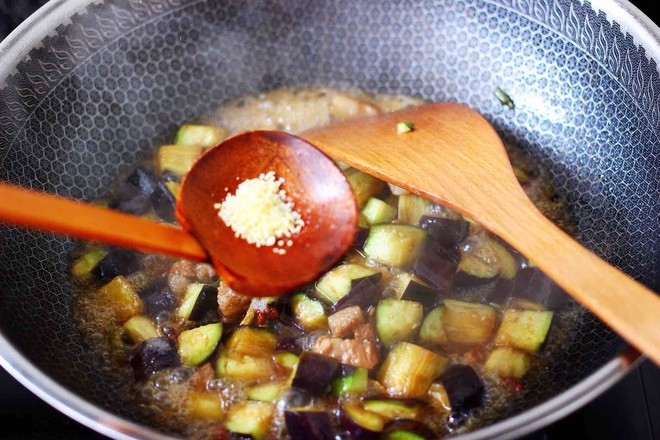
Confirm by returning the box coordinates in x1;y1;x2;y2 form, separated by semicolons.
0;1;658;439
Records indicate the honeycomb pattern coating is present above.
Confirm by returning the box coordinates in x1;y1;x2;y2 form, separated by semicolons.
0;0;658;436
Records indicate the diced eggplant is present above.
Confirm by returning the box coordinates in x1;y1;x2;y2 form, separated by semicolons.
130;336;180;381
274;352;300;370
97;276;144;322
141;279;177;318
418;307;448;346
439;365;485;414
364;224;428;268
315;264;379;304
332;366;368;396
149;180;176;222
331;273;382;313
109;183;152;215
187;389;224;421
484;347;531;379
275;337;302;355
345;168;387;208
291;352;340;396
92;248;143;282
376;299;424;347
70;248;108;282
427;382;452;412
174;124;226;147
246;380;288;402
499;268;568;310
418;216;469;246
225;327;277;358
454;254;500;287
488;237;518;279
177;283;219;321
494;309;553;352
285;410;335;440
177;323;223;366
383;420;436;440
489;277;516;305
156;144;205;176
388;183;410;196
398;194;431;225
340;402;386;440
362;398;420;420
215;350;276;382
224;401;275;440
412;241;460;290
361;197;398;225
164;181;180;198
400;279;442;311
126;166;160;196
507;297;547;311
377;342;449;398
123;315;159;343
291;293;328;331
382;431;425;440
160;169;181;183
353;227;370;248
442;300;497;345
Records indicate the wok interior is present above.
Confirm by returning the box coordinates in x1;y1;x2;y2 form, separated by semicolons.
0;0;657;435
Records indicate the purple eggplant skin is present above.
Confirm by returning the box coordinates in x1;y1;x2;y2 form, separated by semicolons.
489;268;568;310
109;184;152;215
188;284;219;321
141;279;177;317
383;419;436;439
412;242;460;291
514;268;568;310
285;410;336;440
292;352;340;396
453;270;498;288
332;273;382;313
149;180;177;222
275;337;303;355
129;336;180;381
353;227;370;248
418;216;469;247
339;406;382;440
400;280;443;311
127;166;160;196
439;365;485;415
92;248;143;282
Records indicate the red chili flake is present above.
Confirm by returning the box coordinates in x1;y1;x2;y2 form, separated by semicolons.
503;377;523;392
268;305;279;319
256;310;267;326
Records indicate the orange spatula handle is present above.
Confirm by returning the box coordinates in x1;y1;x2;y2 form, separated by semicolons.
0;182;207;261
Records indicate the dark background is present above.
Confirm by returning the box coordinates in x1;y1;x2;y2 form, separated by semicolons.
0;0;658;439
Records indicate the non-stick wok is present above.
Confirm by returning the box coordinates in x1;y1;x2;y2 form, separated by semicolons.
0;0;658;439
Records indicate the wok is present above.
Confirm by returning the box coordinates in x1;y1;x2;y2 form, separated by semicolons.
0;0;658;438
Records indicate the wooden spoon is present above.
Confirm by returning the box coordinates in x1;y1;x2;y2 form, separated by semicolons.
0;131;357;296
176;131;357;296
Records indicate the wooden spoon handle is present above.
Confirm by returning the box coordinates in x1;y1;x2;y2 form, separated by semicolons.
0;182;207;261
493;196;660;365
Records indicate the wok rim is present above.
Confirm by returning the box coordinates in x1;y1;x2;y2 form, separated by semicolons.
0;0;657;438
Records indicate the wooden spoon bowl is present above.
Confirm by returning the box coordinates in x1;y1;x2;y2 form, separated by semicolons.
176;131;357;296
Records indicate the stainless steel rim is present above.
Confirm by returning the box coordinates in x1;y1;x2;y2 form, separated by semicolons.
0;0;657;438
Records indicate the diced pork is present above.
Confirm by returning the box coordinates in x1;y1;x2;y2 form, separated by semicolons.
328;306;364;338
167;260;217;298
312;335;379;369
217;280;251;323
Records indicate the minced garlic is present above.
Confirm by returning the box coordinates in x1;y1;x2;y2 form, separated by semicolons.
214;171;304;254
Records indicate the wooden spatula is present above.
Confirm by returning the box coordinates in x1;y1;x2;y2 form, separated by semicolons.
302;102;660;365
